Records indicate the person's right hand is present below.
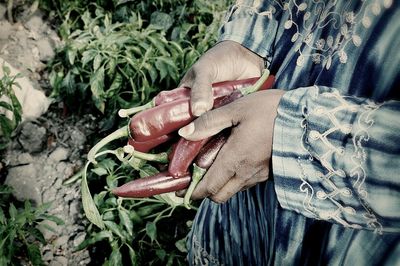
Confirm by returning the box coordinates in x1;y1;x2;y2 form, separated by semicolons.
179;40;264;116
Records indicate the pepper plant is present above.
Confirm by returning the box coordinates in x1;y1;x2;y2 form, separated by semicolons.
0;63;22;149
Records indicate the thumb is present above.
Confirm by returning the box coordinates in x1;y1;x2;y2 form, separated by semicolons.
178;105;237;141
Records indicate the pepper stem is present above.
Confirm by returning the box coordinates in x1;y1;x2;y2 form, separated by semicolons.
184;164;207;209
118;100;155;118
87;126;129;164
239;69;270;96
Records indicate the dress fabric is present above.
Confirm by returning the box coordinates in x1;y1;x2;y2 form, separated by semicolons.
187;1;400;265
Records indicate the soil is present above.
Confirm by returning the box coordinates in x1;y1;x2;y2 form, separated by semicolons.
0;4;94;265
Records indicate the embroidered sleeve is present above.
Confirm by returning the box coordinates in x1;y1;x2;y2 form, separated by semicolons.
272;86;400;234
218;0;284;59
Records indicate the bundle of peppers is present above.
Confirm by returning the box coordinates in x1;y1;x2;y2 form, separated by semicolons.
86;69;274;211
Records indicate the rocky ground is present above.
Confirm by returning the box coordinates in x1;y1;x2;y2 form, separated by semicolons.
0;4;93;265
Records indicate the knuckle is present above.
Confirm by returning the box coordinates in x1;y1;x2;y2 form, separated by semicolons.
206;186;220;196
210;195;226;204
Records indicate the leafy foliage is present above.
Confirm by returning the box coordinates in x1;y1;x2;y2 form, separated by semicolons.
0;63;23;149
0;185;64;265
48;0;231;129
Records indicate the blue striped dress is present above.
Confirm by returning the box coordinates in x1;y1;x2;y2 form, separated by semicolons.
186;0;400;265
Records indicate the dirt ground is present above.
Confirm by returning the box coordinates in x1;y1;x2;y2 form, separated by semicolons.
1;4;93;265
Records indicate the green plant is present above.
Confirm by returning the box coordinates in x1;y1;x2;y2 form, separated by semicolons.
0;185;64;265
48;1;230;130
0;63;23;149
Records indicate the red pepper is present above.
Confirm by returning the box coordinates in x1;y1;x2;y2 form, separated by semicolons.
168;137;211;177
127;134;174;153
183;133;228;208
130;73;274;142
119;77;266;118
195;133;228;169
112;172;191;198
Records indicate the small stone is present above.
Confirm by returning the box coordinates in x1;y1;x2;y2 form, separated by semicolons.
25;15;44;33
42;189;56;202
19;122;47;153
54;256;68;266
43;250;54;262
17;153;34;164
5;164;41;203
69;201;80;218
37;38;54;62
54;235;69;247
70;129;86;147
49;147;70;162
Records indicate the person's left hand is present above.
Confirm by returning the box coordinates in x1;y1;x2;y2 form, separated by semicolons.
178;89;285;203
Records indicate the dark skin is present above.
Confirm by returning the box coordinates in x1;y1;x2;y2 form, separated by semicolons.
178;40;285;203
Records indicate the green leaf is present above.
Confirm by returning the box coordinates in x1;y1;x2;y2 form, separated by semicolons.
81;50;97;68
75;231;113;251
91;167;108;176
40;214;65;225
0;101;13;111
106;73;123;98
127;245;138;265
93;54;103;71
29;227;46;245
139;164;159;178
156;249;166;261
145;222;157;242
118;208;133;237
104;221;126;241
67;48;77;65
81;162;105;229
90;65;106;113
175;237;187;253
8;203;17;220
109;242;123;266
27;244;44;266
0;115;15;138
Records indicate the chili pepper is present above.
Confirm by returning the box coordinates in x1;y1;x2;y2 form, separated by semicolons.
183;133;228;208
130;70;273;142
118;77;264;118
127;134;174;153
112;172;191;198
168;137;211;177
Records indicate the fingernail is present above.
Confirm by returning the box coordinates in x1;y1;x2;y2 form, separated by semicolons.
178;123;195;137
193;102;208;116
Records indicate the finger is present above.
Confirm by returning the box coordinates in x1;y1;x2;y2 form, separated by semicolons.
179;65;215;117
178;104;239;141
190;135;238;199
211;168;268;203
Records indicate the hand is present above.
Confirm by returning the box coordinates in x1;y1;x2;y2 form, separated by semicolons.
178;89;285;203
179;41;264;116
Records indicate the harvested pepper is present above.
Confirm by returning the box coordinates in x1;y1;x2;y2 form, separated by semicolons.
127;134;174;153
183;133;228;208
112;172;191;198
168;137;211;177
118;77;265;118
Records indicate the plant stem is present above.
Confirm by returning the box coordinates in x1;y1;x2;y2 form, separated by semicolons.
184;164;206;209
118;100;155;117
239;69;270;95
87;126;129;164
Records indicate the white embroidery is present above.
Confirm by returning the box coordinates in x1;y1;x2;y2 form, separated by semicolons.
298;87;383;233
233;0;392;69
191;235;222;266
